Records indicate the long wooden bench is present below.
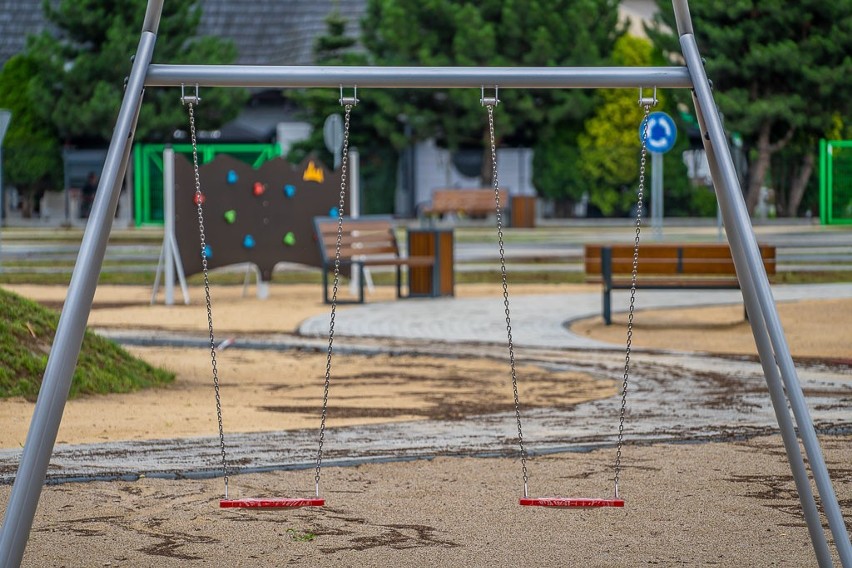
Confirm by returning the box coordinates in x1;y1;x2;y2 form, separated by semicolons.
584;243;777;325
421;188;507;219
314;216;435;304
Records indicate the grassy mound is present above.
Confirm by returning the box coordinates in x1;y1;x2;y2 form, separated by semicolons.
0;287;174;399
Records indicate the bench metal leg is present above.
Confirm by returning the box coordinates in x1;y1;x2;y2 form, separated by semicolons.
602;247;613;325
322;264;330;304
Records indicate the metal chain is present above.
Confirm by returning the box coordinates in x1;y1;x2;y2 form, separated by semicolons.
485;101;529;498
186;101;230;499
613;102;652;499
315;104;353;498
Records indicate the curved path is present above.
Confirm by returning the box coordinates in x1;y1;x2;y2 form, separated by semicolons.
1;283;850;483
300;282;852;349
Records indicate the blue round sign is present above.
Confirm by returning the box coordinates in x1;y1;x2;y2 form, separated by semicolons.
639;111;677;154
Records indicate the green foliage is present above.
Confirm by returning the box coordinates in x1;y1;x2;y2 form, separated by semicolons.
577;37;655;215
0;287;174;399
25;0;247;144
532;130;585;203
291;1;624;212
649;1;852;215
0;55;63;196
287;11;398;213
362;0;623;146
363;0;623;189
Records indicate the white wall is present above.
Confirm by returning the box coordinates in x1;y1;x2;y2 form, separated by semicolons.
410;138;535;213
276;121;313;157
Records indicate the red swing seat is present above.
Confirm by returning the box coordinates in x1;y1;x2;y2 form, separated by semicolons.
520;497;624;508
220;497;325;509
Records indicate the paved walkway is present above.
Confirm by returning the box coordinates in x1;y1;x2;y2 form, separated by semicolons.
3;282;850;483
299;283;852;349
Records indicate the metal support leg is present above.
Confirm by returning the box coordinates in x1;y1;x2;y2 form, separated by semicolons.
0;27;159;568
692;92;834;567
680;22;850;567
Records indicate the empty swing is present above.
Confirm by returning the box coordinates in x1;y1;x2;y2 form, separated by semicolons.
483;87;656;509
183;85;358;508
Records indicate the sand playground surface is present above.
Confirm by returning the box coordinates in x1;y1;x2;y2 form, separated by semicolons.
0;283;850;566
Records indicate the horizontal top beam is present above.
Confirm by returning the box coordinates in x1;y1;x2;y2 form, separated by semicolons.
144;65;694;90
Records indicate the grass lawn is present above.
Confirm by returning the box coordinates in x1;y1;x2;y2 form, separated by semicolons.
0;287;174;399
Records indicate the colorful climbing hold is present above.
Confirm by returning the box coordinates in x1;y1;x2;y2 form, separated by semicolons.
227;170;238;184
193;192;206;206
329;206;339;218
284;184;296;198
202;245;212;259
243;234;256;249
253;182;266;196
303;160;325;183
224;209;237;224
283;232;296;246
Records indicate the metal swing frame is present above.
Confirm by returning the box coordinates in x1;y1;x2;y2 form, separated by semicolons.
0;1;849;566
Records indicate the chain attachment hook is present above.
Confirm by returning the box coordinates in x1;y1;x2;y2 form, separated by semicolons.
638;86;657;108
181;83;201;106
481;85;499;107
339;85;358;107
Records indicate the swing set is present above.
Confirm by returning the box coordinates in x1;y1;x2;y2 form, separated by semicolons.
189;85;653;510
1;2;850;567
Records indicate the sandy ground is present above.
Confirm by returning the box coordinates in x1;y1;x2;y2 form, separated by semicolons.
1;283;850;566
1;435;848;567
571;297;852;361
2;283;848;450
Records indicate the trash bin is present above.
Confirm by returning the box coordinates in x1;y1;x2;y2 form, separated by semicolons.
407;228;454;297
511;195;536;228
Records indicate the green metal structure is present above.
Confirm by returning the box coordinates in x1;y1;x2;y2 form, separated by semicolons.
133;142;280;225
819;139;852;225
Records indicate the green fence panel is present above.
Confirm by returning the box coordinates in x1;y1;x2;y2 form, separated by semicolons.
133;143;281;226
820;140;852;225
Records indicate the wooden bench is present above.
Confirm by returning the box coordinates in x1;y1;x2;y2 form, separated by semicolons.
421;188;507;219
314;216;436;304
584;243;777;325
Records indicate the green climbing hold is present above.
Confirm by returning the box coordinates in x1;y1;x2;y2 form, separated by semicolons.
224;209;237;224
283;232;296;246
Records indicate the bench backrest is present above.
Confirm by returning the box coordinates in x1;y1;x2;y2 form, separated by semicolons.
314;217;400;263
584;243;777;277
429;188;507;213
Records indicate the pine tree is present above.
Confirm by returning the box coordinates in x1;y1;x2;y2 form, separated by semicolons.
25;0;247;144
649;1;852;216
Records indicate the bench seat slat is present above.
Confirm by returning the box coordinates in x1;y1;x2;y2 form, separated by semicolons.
583;242;777;325
422;189;507;216
314;216;442;303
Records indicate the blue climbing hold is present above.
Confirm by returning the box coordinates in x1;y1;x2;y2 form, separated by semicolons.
202;245;212;259
329;206;339;218
284;184;296;198
243;234;256;249
227;170;238;184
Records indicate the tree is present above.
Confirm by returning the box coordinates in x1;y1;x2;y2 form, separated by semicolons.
362;0;624;190
573;35;700;217
576;36;664;215
287;10;400;214
25;0;247;145
649;1;852;216
0;55;62;217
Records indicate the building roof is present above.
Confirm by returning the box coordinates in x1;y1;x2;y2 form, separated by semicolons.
199;0;366;66
0;0;367;67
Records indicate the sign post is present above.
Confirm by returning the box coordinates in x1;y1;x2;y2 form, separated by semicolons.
323;114;344;169
639;111;677;239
